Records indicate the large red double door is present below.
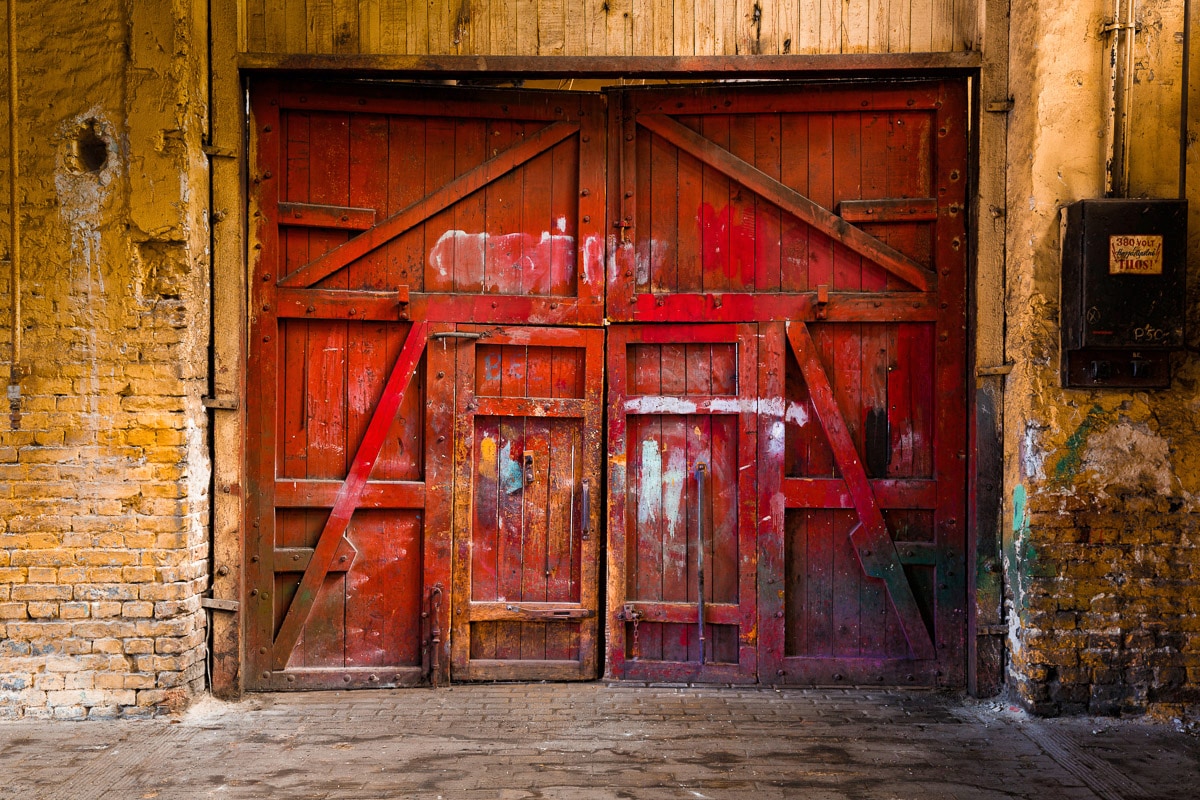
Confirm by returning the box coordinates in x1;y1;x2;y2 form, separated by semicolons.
245;79;968;689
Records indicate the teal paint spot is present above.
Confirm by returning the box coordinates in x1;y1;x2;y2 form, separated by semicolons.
1012;484;1026;532
1051;404;1106;486
499;441;523;495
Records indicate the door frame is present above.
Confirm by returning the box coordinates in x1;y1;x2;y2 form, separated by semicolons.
213;65;996;697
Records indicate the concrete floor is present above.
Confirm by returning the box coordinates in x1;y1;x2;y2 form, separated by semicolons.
1;684;1197;799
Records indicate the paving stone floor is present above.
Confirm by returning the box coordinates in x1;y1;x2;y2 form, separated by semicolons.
1;684;1198;799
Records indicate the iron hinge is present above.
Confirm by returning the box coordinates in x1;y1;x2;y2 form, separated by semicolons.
203;144;239;159
985;100;1014;113
201;597;240;612
203;396;240;410
977;624;1007;636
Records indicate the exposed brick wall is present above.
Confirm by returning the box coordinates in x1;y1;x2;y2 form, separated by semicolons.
0;0;210;719
1008;490;1200;716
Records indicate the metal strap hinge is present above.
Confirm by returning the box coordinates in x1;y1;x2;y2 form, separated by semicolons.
201;597;240;612
203;145;239;159
985;100;1014;113
977;624;1007;636
975;363;1014;377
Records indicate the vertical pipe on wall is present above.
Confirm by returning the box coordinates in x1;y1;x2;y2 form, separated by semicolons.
6;0;22;430
1181;0;1192;200
1111;0;1137;197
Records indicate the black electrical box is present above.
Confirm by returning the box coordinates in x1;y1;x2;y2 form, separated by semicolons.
1060;198;1187;388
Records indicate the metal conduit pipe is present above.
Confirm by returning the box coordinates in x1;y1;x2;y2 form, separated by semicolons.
7;0;22;430
1182;0;1192;200
1110;0;1137;198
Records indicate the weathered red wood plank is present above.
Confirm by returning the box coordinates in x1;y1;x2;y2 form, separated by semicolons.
521;137;554;298
271;321;430;669
618;601;743;626
832;113;863;292
521;349;554;660
277;83;588;121
782;478;938;509
838;198;939;223
779;112;811;293
786;321;935;660
348;116;391;291
701;114;733;294
279;121;579;289
756;322;787;675
278;201;377;230
345;511;422;667
675;117;704;295
544;416;578;661
753;114;783;294
626;81;948;117
637;114;934;292
274;479;426;508
483;120;522;295
386;115;427;291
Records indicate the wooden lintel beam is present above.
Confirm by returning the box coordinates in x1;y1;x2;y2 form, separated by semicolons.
239;52;981;78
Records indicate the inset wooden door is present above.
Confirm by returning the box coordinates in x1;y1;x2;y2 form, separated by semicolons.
606;324;759;682
450;326;604;681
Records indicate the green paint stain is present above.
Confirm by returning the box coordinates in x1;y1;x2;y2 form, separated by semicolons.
1051;404;1106;486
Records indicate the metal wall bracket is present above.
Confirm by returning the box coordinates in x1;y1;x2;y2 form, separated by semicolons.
984;100;1014;113
201;597;240;612
203;396;240;410
203;144;239;159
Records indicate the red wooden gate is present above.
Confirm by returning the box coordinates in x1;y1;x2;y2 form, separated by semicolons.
246;81;606;689
606;81;968;685
247;78;969;689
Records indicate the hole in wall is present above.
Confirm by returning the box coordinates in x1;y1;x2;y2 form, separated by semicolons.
68;119;109;173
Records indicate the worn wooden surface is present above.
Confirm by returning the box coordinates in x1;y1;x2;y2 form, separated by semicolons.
606;324;759;683
451;326;604;681
239;0;980;56
247;78;968;689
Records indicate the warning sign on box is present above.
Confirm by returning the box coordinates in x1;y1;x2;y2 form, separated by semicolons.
1109;234;1163;275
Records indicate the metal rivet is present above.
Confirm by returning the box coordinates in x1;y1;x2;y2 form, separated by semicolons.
263;171;272;179
580;188;590;197
263;335;271;342
262;671;270;679
250;589;258;597
582;215;590;223
259;647;267;654
262;273;272;281
436;371;445;379
263;125;272;132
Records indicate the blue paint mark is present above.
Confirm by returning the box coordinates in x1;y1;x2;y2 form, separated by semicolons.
484;353;501;383
499;440;524;495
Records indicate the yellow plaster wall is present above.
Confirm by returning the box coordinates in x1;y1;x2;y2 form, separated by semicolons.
1004;0;1200;715
0;0;212;718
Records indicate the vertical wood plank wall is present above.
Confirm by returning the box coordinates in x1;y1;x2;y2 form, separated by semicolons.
239;0;979;55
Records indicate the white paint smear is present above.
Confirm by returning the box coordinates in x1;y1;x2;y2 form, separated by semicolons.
428;229;576;285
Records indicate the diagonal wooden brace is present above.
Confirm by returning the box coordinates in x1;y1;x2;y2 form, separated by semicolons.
279;121;579;289
785;321;936;660
638;114;936;293
271;321;430;670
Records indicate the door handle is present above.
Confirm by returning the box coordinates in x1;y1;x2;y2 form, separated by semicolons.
695;463;706;665
581;478;591;540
